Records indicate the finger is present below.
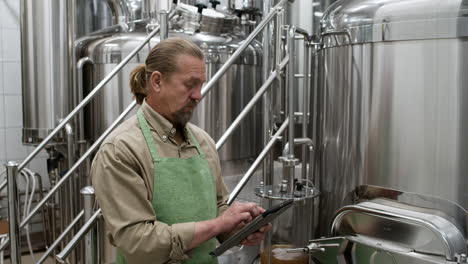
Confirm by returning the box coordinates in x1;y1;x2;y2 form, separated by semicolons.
247;232;265;241
257;206;266;214
259;223;273;232
242;202;260;217
239;212;252;223
243;239;263;246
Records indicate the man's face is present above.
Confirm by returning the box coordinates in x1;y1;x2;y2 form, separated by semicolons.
156;55;206;127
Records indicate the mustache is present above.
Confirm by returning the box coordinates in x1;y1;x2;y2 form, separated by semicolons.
186;99;198;108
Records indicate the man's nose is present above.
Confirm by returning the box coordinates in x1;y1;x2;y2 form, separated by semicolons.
191;87;203;101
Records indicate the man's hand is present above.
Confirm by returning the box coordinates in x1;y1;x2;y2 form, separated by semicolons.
240;224;272;246
215;202;263;234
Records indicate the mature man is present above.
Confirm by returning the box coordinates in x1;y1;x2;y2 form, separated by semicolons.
90;37;269;264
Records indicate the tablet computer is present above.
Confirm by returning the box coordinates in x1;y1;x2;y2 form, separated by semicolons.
209;199;295;257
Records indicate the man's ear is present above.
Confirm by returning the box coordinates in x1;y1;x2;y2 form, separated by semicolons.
150;71;162;93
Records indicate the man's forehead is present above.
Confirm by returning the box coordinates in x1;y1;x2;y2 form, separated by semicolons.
175;55;206;80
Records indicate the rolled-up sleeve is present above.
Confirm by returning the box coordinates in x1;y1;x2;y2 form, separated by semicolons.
91;142;194;263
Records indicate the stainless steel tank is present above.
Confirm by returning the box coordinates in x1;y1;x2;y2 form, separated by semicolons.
21;0;76;144
77;3;262;162
312;0;468;246
307;0;468;262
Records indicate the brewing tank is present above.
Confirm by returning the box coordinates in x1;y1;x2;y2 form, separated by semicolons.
314;0;468;238
21;0;76;144
77;4;262;162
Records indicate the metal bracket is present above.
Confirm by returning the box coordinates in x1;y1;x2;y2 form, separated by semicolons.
287;242;340;254
278;156;300;167
456;254;468;263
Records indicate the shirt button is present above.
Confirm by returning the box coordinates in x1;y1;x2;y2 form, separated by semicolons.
170;128;176;135
162;135;167;141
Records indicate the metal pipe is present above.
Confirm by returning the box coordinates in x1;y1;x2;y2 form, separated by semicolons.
0;101;138;251
18;25;160;172
106;0;130;25
6;161;21;264
82;186;97;264
56;209;102;263
216;56;289;151
308;145;315;189
20;101;136;230
301;39;311;181
76;57;94;143
282;137;313;157
65;124;75;235
261;0;272;202
159;10;169;40
201;0;289;97
37;210;85;264
0;180;6;192
228;118;289;205
275;7;285;72
287;26;296;159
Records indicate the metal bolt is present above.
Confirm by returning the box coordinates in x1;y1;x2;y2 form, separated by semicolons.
280;180;288;193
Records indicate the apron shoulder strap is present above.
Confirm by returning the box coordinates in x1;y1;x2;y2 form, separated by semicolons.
137;110;160;162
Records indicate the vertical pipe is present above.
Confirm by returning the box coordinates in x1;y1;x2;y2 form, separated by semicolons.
311;42;319;239
76;57;93;234
262;0;272;189
66;124;75;215
301;40;310;180
273;6;285;182
82;186;97;264
287;26;296;194
65;124;76;263
276;8;287;154
159;10;169;40
287;26;296;159
6;161;21;264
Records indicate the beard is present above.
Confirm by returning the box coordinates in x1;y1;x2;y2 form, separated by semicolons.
173;100;198;127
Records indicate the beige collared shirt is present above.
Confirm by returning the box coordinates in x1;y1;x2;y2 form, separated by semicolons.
90;100;229;264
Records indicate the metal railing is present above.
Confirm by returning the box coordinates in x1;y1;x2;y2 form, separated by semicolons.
228;118;289;204
37;210;84;264
215;55;289;150
4;0;300;261
2;14;166;258
52;1;293;261
201;0;289;98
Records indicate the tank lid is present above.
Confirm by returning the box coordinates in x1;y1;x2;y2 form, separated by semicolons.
332;199;467;261
321;0;468;46
174;3;238;35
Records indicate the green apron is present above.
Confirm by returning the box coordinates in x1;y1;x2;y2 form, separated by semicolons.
116;110;218;264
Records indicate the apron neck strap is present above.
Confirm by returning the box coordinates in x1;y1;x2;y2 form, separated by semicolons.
138;109;206;159
137;110;160;162
187;127;205;157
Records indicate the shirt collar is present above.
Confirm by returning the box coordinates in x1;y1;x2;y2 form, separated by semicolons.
141;100;191;144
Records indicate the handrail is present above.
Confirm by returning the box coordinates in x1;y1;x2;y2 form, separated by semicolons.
2;6;171;251
56;209;102;263
0;101;137;251
228;118;289;204
37;210;85;264
17;24;162;172
215;55;289;151
200;0;289;98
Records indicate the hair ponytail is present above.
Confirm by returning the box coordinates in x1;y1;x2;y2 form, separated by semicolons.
129;64;148;104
